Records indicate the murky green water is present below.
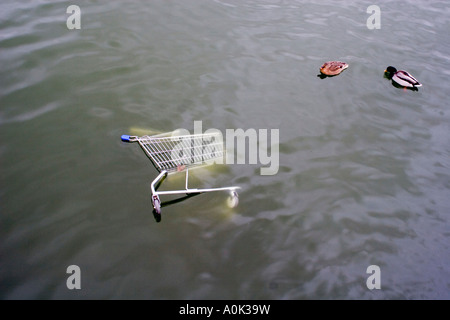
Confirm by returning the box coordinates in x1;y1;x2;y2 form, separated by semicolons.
1;0;450;299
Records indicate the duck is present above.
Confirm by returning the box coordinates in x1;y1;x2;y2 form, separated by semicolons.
384;66;422;89
319;61;349;76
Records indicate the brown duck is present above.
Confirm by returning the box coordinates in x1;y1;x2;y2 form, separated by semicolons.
320;61;349;76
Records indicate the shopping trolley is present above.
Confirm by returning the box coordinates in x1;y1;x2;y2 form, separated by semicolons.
121;131;240;216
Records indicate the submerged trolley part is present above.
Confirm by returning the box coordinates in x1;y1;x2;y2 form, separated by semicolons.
121;131;240;216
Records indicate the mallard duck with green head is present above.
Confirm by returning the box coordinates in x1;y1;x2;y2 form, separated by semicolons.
384;66;422;90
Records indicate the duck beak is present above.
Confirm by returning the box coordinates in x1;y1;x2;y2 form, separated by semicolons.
384;70;387;73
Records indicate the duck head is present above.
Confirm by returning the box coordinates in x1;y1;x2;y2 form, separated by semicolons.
384;66;397;78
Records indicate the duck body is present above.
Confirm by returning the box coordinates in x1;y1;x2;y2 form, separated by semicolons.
320;61;348;76
385;66;422;89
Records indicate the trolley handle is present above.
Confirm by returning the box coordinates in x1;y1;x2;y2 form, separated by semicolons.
121;135;138;142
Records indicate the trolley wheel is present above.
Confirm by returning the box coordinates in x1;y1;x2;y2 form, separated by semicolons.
227;191;239;208
152;195;161;215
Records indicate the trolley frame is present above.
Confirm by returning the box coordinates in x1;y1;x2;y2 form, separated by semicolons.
121;131;240;215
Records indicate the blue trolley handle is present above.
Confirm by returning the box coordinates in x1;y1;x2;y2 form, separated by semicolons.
121;135;138;142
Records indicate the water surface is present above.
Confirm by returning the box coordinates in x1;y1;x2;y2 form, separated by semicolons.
1;0;450;299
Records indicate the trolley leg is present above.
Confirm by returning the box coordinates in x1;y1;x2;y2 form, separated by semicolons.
151;170;168;194
151;170;168;215
227;190;239;208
